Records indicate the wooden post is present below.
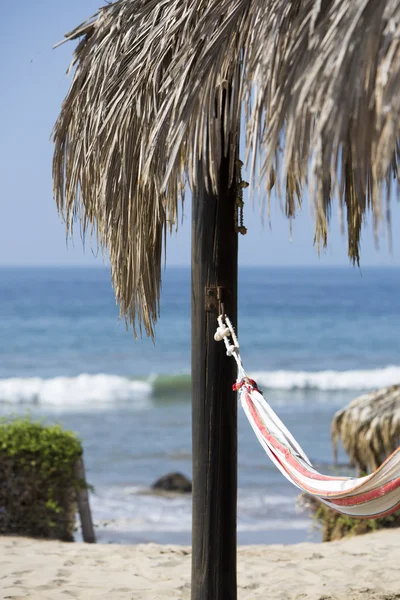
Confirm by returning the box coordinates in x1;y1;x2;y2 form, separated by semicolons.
74;457;96;543
191;150;238;599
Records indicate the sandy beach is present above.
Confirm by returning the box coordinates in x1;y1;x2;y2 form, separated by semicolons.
1;529;399;600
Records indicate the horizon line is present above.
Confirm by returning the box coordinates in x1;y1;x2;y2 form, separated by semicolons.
0;263;399;269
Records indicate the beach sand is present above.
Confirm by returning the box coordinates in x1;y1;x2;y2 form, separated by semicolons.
1;530;399;600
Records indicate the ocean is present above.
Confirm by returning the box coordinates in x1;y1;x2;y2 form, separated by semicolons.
1;266;400;545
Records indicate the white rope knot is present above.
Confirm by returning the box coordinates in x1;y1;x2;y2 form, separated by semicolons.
214;314;246;382
214;325;231;342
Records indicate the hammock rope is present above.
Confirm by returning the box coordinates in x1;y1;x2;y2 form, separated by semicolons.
215;314;400;519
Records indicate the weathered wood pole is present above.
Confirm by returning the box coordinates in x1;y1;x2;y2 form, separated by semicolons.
74;457;96;543
191;145;238;600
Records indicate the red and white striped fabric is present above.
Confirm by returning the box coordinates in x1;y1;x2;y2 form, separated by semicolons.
236;376;400;518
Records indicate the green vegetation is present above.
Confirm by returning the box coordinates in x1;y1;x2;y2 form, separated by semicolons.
313;501;400;542
0;417;83;541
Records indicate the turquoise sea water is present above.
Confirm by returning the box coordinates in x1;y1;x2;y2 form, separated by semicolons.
1;266;399;544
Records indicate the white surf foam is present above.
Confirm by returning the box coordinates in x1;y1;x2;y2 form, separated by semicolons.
0;374;152;409
0;365;399;410
88;485;307;539
252;365;400;391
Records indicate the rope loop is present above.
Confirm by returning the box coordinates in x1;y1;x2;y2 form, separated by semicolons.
214;313;247;384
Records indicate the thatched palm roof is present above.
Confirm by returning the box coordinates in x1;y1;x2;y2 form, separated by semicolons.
53;1;400;335
332;385;400;473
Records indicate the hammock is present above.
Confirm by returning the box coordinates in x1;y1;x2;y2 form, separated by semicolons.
215;315;400;518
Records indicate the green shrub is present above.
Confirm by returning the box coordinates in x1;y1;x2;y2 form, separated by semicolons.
304;495;400;541
0;417;84;541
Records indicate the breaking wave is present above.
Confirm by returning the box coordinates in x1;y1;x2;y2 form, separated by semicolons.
0;366;399;409
253;365;400;391
0;374;152;409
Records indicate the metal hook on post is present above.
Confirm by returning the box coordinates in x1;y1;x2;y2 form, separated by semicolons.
205;286;227;315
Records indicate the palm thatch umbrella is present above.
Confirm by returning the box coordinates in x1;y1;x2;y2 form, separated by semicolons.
53;2;400;598
332;385;400;474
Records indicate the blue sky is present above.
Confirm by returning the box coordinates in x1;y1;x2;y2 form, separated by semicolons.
1;1;399;267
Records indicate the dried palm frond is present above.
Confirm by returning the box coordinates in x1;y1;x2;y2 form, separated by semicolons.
53;0;400;335
332;385;400;473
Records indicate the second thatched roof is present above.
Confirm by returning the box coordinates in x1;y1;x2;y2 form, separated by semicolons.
53;1;400;335
332;385;400;473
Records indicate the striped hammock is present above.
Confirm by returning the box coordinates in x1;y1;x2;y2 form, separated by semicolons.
216;315;400;519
